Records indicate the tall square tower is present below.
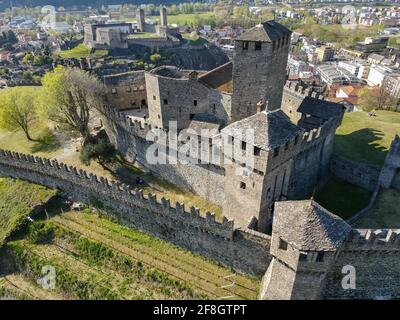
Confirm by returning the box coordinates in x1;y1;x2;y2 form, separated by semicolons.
231;21;291;122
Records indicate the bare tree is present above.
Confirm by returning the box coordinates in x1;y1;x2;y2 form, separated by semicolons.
40;67;105;142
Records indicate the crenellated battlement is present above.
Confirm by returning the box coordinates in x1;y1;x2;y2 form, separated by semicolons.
299;117;336;148
284;81;325;101
345;229;400;251
0;149;234;238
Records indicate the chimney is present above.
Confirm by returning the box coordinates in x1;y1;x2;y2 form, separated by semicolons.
256;100;266;113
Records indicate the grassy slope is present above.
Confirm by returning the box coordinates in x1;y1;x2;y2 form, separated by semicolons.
58;44;108;59
0;178;57;246
1;199;259;299
334;110;400;166
353;188;400;228
0;120;61;158
315;177;372;220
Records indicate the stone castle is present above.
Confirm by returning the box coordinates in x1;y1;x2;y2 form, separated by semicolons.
84;7;180;50
1;20;400;299
102;21;345;233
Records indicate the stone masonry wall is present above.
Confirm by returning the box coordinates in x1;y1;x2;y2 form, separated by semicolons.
393;171;400;191
281;82;325;125
145;72;232;130
0;149;271;276
330;154;381;192
287;119;338;200
324;229;400;299
102;106;227;206
231;39;289;121
379;135;400;190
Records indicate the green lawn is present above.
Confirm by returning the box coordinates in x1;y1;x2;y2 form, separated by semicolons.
334;110;400;165
0;178;57;246
0;120;61;158
181;32;208;45
127;12;215;26
58;44;108;59
127;32;162;39
353;188;400;228
315;177;372;220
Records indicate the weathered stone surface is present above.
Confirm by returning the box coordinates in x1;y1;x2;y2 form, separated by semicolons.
0;149;271;276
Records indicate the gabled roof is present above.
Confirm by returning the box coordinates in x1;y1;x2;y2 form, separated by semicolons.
337;85;360;97
298;96;345;121
221;110;304;150
236;20;291;42
274;200;352;251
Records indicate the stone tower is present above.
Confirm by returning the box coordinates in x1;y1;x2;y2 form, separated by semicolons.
231;21;291;123
379;134;400;188
136;9;145;32
160;7;167;27
220;109;304;232
260;200;351;300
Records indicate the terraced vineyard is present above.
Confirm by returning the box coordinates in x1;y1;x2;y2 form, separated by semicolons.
0;185;260;300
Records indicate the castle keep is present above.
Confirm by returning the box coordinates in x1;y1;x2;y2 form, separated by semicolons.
102;21;345;232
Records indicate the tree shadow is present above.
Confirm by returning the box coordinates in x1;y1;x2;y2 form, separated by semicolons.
30;128;61;154
334;128;388;165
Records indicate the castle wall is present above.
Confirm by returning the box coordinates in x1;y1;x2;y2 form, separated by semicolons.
281;83;325;125
393;171;400;191
287;120;337;199
324;229;400;299
127;37;177;49
379;135;400;189
0;149;272;276
330;155;381;192
145;72;231;130
104;71;147;111
102;106;226;207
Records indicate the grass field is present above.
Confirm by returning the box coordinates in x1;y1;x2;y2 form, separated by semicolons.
315;177;372;220
0;178;57;247
0;180;259;299
353;188;400;228
0;120;61;158
127;12;215;26
58;44;108;59
127;32;162;39
334;110;400;166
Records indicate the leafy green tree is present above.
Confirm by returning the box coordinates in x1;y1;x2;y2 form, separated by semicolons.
39;67;105;142
22;71;33;82
150;53;161;64
22;53;34;64
0;87;38;141
80;139;116;167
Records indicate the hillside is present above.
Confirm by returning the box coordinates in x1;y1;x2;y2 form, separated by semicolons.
0;178;57;247
0;178;260;300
